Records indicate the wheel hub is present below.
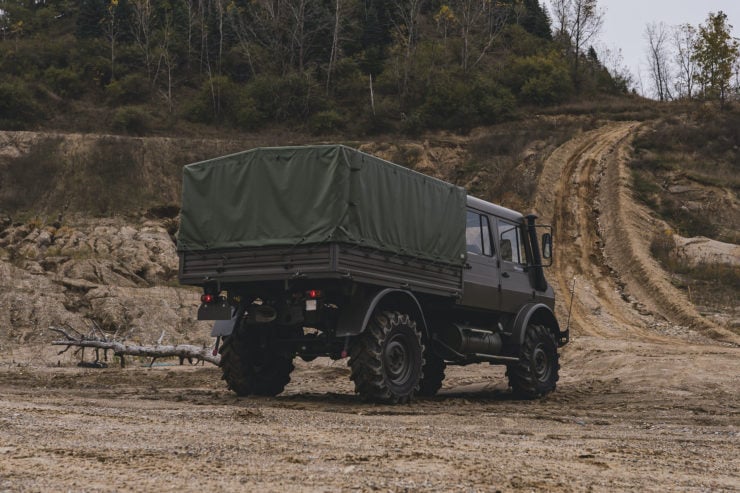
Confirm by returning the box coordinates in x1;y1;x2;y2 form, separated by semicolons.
384;337;412;385
533;345;551;382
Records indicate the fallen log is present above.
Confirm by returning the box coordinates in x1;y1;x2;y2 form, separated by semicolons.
50;325;221;367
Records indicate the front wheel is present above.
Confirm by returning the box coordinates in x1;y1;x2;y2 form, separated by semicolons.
506;324;560;399
349;311;424;404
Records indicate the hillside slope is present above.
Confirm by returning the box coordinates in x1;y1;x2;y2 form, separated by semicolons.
535;122;738;344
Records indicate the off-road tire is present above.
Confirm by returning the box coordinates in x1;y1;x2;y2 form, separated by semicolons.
219;325;294;397
418;351;446;397
506;324;559;399
349;311;423;404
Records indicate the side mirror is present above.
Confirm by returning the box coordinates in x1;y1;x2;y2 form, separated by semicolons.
542;233;552;259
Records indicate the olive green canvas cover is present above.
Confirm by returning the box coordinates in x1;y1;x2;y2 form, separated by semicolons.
178;145;466;266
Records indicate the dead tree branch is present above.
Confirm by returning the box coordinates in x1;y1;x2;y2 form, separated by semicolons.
49;326;221;367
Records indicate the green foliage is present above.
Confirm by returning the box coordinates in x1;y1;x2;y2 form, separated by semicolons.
0;0;627;134
692;11;740;106
505;53;574;104
520;0;553;40
0;80;43;129
106;73;150;104
246;73;327;122
112;105;151;135
184;76;267;130
308;110;346;135
44;67;85;98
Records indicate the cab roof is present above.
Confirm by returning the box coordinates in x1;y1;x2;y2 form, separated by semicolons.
466;195;524;223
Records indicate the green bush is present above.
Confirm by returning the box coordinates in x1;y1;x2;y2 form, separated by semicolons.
245;73;327;122
308;110;346;135
417;76;516;131
0;80;43;129
44;67;85;98
504;53;573;105
184;76;266;129
419;77;477;130
106;73;151;104
473;79;517;125
112;106;150;135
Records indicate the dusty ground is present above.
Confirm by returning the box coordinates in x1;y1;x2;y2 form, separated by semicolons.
1;123;738;492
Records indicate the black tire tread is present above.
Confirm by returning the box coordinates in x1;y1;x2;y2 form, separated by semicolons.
348;311;423;404
219;327;294;397
506;324;559;399
418;351;446;397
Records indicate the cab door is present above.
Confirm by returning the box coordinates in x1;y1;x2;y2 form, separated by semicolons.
460;210;500;310
496;218;534;312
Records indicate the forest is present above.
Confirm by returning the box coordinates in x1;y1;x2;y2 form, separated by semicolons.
0;0;629;135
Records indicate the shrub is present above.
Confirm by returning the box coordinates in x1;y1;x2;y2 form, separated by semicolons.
184;76;266;129
112;106;150;135
308;110;346;135
0;80;43;129
504;53;573;105
44;67;85;98
419;77;477;130
106;73;151;104
473;79;517;125
245;73;327;122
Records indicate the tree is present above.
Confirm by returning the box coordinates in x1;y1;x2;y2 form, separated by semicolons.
388;0;425;100
449;0;509;73
673;23;698;99
550;0;603;91
692;11;740;108
645;22;672;101
130;0;154;79
519;0;552;40
102;0;123;80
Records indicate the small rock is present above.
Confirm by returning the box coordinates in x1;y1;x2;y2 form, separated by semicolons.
36;230;52;248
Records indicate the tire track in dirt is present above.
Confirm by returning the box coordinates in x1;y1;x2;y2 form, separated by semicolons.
534;122;739;345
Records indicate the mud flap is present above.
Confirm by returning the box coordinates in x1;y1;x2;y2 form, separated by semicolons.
211;308;238;337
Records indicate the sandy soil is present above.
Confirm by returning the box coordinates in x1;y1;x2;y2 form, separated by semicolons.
1;123;738;492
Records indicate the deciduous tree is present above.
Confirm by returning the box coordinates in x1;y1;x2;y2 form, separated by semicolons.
673;23;697;100
549;0;603;91
692;11;740;108
645;22;672;101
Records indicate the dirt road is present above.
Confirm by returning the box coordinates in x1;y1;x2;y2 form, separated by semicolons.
1;123;738;491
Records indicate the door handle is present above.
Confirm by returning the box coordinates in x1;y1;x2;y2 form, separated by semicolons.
502;272;510;278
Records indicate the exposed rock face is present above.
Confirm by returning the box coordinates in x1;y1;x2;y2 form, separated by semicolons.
0;216;210;349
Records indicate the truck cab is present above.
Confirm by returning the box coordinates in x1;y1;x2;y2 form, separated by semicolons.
460;196;554;312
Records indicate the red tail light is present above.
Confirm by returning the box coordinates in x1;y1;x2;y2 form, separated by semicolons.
201;294;215;304
307;289;323;299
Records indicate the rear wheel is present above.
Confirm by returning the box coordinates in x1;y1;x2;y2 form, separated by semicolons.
506;324;559;399
349;311;423;404
219;324;295;397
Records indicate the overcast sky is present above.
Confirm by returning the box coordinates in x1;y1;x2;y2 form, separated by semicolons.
545;1;740;95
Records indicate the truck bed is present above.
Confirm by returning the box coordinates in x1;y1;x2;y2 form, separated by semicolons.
179;243;462;297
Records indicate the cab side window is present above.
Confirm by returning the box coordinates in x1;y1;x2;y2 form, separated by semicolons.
466;211;493;256
499;220;526;264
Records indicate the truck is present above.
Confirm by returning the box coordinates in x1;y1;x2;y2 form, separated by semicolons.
177;145;568;403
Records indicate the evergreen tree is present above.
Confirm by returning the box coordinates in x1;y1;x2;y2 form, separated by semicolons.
520;0;551;40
